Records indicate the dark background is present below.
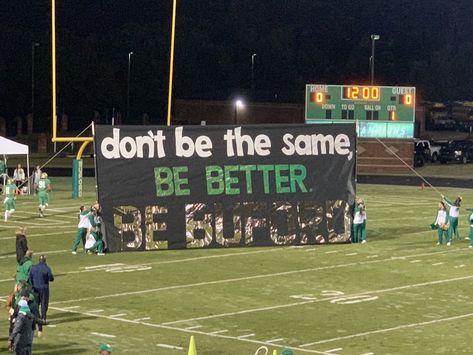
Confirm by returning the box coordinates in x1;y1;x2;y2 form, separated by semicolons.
1;1;472;131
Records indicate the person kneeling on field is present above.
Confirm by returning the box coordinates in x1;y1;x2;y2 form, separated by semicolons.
85;204;105;255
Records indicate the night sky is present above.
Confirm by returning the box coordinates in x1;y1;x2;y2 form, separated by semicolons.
1;1;472;129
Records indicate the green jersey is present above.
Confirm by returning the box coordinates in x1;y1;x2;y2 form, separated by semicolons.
0;160;5;175
37;178;51;196
4;183;17;198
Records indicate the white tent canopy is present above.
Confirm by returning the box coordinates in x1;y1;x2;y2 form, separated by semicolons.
0;136;30;193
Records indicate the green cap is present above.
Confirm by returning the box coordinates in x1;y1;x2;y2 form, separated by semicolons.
281;350;294;355
99;344;112;352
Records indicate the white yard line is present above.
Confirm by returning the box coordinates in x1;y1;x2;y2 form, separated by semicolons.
211;329;228;334
157;343;183;350
49;248;471;306
238;333;255;338
265;338;284;343
90;332;116;338
133;317;151;321
299;312;473;347
0;249;69;262
0;230;75;240
47;306;332;354
109;313;126;318
160;274;473;325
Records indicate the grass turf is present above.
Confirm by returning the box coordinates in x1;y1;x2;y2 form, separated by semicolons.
0;178;473;354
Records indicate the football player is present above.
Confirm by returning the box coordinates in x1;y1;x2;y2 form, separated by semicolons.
3;178;18;222
37;172;52;217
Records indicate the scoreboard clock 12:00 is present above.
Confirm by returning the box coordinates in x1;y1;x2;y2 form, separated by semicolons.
305;84;416;139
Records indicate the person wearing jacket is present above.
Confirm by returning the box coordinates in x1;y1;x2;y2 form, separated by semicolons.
15;227;28;263
16;250;33;285
29;255;54;336
8;299;34;354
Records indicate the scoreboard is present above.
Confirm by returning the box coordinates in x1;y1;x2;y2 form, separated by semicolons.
305;84;416;139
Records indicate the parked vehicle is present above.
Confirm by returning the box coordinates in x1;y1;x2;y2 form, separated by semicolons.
414;142;429;167
439;140;473;164
414;139;442;162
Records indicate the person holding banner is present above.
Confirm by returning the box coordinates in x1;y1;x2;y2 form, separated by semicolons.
4;178;19;222
352;197;367;243
71;205;92;254
442;194;462;245
431;201;448;245
37;172;52;218
85;204;105;255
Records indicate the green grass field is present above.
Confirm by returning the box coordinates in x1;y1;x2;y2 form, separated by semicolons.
1;178;473;354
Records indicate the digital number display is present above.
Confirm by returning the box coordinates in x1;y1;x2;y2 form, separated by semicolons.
342;86;380;101
399;94;413;106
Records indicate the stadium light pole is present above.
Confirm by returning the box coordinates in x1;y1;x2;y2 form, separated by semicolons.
370;34;380;85
127;51;134;121
251;53;257;97
31;42;40;120
167;0;178;126
234;99;244;124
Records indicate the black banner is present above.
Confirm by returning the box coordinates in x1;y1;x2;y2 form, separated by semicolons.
94;124;356;251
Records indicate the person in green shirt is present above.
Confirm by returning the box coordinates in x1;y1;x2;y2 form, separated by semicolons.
37;172;52;218
442;194;462;244
86;204;105;255
4;178;18;222
71;205;92;254
16;250;33;284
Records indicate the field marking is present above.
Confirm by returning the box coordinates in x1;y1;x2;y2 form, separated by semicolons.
409;260;421;263
325;348;343;353
133;317;151;322
0;249;69;263
365;255;378;258
265;338;284;343
157;343;183;350
46;306;332;355
83;264;125;269
160;274;473;325
432;262;444;266
330;295;379;304
90;331;116;338
0;230;75;240
109;313;126;318
211;329;228;334
62;306;81;310
185;325;203;330
88;309;104;314
345;253;358;256
48;248;472;306
299;311;473;348
238;333;255;339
